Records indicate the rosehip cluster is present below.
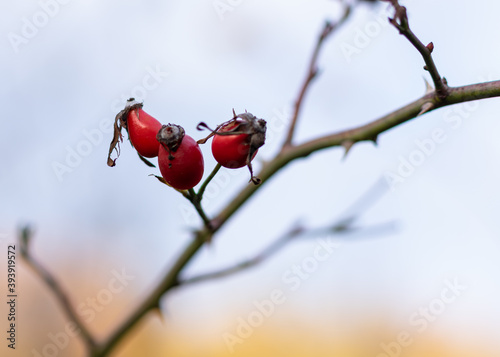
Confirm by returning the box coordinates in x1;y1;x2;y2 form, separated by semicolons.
107;99;267;189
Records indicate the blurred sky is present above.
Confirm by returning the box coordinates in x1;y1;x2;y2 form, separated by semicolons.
2;0;500;356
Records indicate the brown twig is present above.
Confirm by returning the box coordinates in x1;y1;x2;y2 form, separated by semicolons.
92;228;212;357
282;4;352;149
19;228;98;353
187;189;214;232
385;0;448;99
180;226;304;286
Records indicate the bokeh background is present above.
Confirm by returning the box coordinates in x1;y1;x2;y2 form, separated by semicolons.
2;0;500;356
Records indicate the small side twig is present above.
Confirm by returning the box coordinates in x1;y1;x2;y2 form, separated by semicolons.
180;178;389;286
187;188;213;232
19;227;97;353
385;0;448;98
197;163;222;201
181;226;304;286
282;3;352;149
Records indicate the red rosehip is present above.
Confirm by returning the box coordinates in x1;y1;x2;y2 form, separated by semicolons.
197;111;266;184
211;120;257;169
127;104;162;158
157;124;204;190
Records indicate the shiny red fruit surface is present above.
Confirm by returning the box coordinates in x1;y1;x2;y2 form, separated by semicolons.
127;108;162;158
211;120;257;168
158;134;204;190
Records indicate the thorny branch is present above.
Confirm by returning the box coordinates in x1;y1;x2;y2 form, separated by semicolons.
91;10;500;357
22;2;500;357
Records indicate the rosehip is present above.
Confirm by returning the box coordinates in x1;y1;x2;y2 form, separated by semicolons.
107;98;162;167
157;124;204;190
197;111;266;184
126;101;162;158
211;119;256;169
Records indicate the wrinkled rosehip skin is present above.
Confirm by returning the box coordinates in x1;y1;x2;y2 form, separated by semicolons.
127;108;162;158
211;120;257;168
158;135;204;190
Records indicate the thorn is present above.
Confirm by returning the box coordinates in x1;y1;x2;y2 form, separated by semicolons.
370;135;379;146
418;102;434;116
232;108;237;118
152;304;165;324
341;140;355;159
423;65;429;71
423;77;434;94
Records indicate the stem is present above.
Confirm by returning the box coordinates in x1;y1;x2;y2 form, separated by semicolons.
181;230;301;286
197;163;222;200
282;5;351;148
181;178;390;286
93;229;210;357
21;247;97;353
388;1;447;97
187;188;213;230
403;29;445;96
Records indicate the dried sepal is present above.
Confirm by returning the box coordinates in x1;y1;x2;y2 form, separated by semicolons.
149;174;190;197
138;153;156;167
150;174;169;186
156;124;185;161
107;98;143;167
